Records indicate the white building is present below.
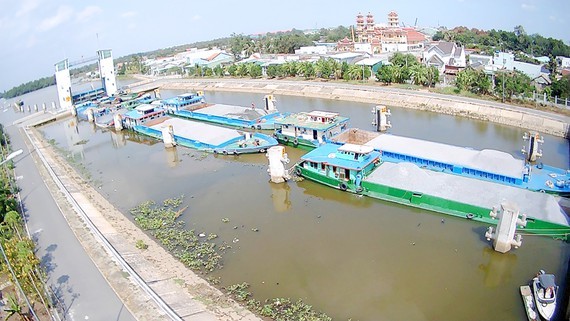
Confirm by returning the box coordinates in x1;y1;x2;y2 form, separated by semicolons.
423;41;466;73
295;46;328;55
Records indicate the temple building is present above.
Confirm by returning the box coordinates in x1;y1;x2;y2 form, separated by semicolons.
343;11;428;54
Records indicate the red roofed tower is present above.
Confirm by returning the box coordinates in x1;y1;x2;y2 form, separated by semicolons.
356;13;365;42
388;11;399;28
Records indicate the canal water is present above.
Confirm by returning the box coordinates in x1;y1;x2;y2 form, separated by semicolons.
3;83;570;321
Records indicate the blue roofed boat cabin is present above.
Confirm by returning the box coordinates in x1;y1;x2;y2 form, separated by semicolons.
295;143;381;192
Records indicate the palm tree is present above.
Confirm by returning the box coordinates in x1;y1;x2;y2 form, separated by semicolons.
236;64;248;77
297;62;315;79
425;66;439;87
330;59;342;80
346;64;362;81
314;58;331;79
411;65;427;86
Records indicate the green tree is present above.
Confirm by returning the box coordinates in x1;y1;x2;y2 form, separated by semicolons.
315;58;332;79
297;61;315;79
456;68;491;94
376;65;394;84
330;59;342;80
547;54;557;75
410;65;427;86
282;61;299;77
494;70;532;101
425;66;440;87
227;65;237;77
213;65;224;77
247;64;262;78
236;64;249;77
550;75;570;99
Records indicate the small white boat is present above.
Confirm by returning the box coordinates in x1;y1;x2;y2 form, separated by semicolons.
532;270;558;321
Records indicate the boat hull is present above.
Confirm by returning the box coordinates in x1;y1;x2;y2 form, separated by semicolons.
294;164;570;240
532;276;557;321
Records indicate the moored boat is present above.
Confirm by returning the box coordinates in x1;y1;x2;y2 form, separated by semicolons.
161;92;205;110
123;104;277;154
520;285;539;321
165;94;289;130
274;111;349;149
332;128;570;196
532;270;558;321
294;142;570;239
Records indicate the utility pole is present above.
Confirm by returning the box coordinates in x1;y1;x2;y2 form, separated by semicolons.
502;58;506;103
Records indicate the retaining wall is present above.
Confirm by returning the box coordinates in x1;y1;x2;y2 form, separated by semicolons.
139;79;570;138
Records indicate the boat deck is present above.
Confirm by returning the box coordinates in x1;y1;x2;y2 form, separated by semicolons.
366;134;525;179
187;103;268;121
145;117;244;146
364;161;568;226
274;112;349;130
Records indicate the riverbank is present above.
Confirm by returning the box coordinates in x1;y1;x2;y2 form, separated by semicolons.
130;76;570;139
21;123;261;321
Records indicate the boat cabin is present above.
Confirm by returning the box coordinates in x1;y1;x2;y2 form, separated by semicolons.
298;143;380;191
123;104;165;129
276;111;349;147
162;92;205;112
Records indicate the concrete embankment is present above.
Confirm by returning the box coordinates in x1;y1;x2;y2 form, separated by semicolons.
132;78;570;138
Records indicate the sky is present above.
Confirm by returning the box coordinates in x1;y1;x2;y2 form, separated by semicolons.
0;0;568;92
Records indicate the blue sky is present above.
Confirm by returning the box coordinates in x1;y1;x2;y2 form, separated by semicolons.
0;0;568;92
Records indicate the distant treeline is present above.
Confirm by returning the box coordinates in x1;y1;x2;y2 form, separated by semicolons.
433;25;570;57
2;76;55;99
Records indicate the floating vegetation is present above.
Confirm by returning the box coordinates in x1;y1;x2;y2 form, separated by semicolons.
131;198;334;320
221;218;230;223
226;283;332;321
130;196;226;273
135;239;148;250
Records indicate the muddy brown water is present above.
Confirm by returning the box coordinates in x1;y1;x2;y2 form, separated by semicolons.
4;84;570;321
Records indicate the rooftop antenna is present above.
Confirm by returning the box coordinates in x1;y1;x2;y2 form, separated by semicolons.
414;18;418;27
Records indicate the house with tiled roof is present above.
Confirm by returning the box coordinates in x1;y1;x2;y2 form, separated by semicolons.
403;27;428;51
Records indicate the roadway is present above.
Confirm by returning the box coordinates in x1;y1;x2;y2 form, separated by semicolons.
1;109;136;321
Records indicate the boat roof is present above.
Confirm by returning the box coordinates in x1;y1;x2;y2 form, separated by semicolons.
301;143;380;170
124;104;163;119
275;111;349;130
338;143;374;154
307;111;339;118
193;103;270;121
538;274;556;288
366;134;525;178
179;92;199;98
135;104;156;113
364;162;568;226
148;117;243;146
